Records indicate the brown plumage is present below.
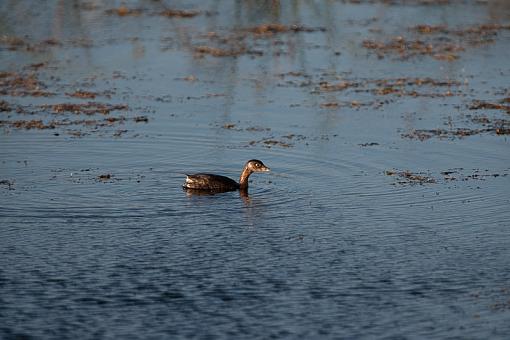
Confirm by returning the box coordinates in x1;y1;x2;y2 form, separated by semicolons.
183;159;270;192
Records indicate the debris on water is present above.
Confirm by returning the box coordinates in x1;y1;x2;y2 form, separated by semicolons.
247;24;325;36
0;71;53;97
413;23;510;38
385;169;436;185
247;138;292;148
316;77;461;99
246;126;271;132
401;127;492;140
245;132;333;148
66;90;98;99
191;22;325;59
359;142;380;147
180;75;198;82
98;174;112;180
107;6;202;18
134;116;149;123
372;77;459;96
0;179;15;190
469;100;510;113
194;46;247;57
364;23;510;61
412;25;448;34
7;119;55;130
262;139;292;148
0;35;26;50
159;9;200;18
319;81;358;92
0;100;11;112
320;100;373;109
0;36;61;52
402;114;510;140
42;38;61;47
218;123;270;132
490;300;510;311
363;37;463;61
387;168;508;184
26;62;47;70
320;102;337;109
113;129;128;137
470;116;491;125
105;6;143;16
1;114;149;135
45;102;129;115
67;130;86;137
249;23;295;35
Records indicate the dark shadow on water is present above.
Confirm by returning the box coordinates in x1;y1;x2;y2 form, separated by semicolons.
183;187;252;204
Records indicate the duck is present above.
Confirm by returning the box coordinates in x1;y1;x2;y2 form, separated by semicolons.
183;159;270;192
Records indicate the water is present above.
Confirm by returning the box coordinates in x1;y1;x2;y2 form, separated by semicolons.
1;1;510;338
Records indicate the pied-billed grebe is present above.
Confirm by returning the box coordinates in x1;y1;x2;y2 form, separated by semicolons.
183;159;270;191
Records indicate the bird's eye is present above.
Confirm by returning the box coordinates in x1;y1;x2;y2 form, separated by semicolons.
255;163;260;167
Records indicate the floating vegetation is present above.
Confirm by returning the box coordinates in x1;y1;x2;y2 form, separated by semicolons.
191;23;325;58
249;138;293;148
386;168;508;185
385;169;436;185
412;23;510;39
247;24;325;36
194;46;248;57
402;114;510;140
244;133;334;148
469;100;510;113
159;9;200;18
43;102;129;115
7;119;56;130
105;7;201;18
0;71;53;97
317;77;460;98
66;90;99;99
363;37;463;61
319;81;359;92
0;36;61;52
363;23;510;61
0;116;149;137
320;100;375;109
402;128;487;141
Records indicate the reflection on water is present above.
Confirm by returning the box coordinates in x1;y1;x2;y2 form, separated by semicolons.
1;0;510;339
184;187;253;205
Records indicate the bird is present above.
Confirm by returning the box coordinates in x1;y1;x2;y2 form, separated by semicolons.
183;159;270;192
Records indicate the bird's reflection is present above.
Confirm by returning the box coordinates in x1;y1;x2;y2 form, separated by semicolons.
183;188;252;205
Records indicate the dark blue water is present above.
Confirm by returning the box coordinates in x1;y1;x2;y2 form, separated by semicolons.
1;1;510;338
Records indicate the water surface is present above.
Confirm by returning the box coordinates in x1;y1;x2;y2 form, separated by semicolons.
1;1;510;338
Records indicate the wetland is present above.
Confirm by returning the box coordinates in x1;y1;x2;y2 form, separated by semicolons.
1;0;510;339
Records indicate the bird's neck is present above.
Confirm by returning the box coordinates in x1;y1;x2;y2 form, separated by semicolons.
239;167;252;189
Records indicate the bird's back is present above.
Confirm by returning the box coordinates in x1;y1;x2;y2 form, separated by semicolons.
183;173;239;191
